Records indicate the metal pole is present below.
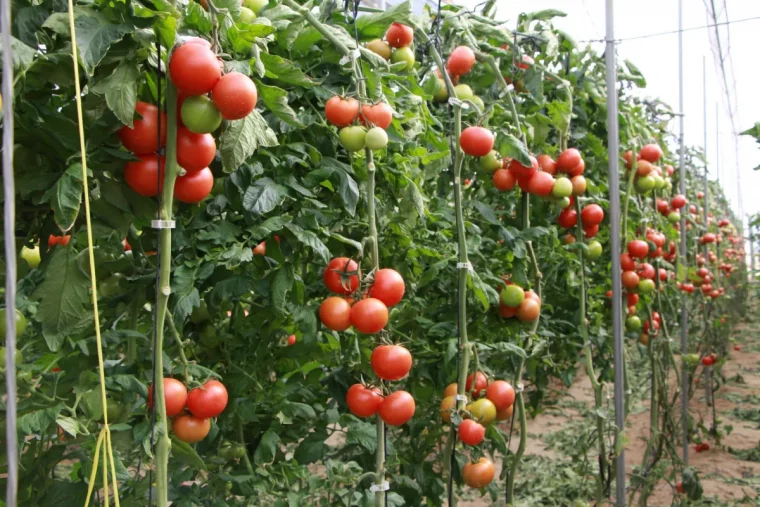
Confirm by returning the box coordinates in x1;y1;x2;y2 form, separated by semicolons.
715;103;720;188
751;224;755;278
677;0;689;468
702;57;709;227
1;0;19;503
604;2;625;505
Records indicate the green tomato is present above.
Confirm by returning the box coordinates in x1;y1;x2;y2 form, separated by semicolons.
653;175;666;190
634;175;655;194
683;353;701;368
390;47;415;70
478;150;501;173
220;441;246;460
454;84;474;101
433;78;448;102
181;96;223;134
364;127;388;151
552;177;573;198
98;273;125;299
200;325;220;348
0;308;27;337
339;126;366;152
471;96;485;111
103;400;125;424
190;301;212;324
638;279;655;294
554;196;571;209
21;245;41;269
587;240;603;260
0;347;23;368
500;284;525;307
244;0;267;14
626;315;642;331
668;211;681;223
239;6;256;22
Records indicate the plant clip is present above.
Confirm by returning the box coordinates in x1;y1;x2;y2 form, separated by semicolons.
369;481;390;492
151;219;176;229
455;394;468;402
456;262;473;272
516;382;524;393
447;97;463;106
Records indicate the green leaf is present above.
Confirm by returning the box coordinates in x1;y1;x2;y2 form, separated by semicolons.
39;480;89;507
32;248;92;352
293;430;327;464
242;177;288;214
49;164;84;232
260;52;317;87
92;60;140;127
329;233;363;256
220;111;279;172
170;435;207;469
172;265;201;323
254;80;304;127
56;416;80;437
498;133;531;167
284;223;330;264
18;404;64;435
153;15;177;48
280;401;317;420
271;265;294;316
183;1;213;33
472;201;500;226
0;36;37;74
547;100;571;137
347;421;377;453
522;9;566;21
254;429;280;465
355;1;411;38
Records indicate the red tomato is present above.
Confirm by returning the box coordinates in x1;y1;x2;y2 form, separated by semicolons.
517;297;540;321
287;334;296;346
187;379;228;419
378;390;415;426
325;96;360;127
636;160;653;176
580;204;604;227
701;355;715;366
369;268;405;307
621;253;636;271
458;419;485;445
447;46;476;76
636;263;655;280
627;293;639;307
656;199;670;215
528;171;555;197
492;169;516;191
628;240;649;259
557;208;578;229
462;458;495;488
211;72;257;120
323;257;360;295
346;383;383;417
584;224;599;238
556;148;582;173
350;298;388;334
125;154;164;197
175;167;214;203
671;194;687;209
508;156;538;179
169;42;222;95
460;126;494;157
172;414;211;443
639;143;663;162
48;234;72;247
622;271;640;289
466;371;488;397
360;102;393;129
371;344;412;381
177;127;216;173
658;268;668;282
485;380;515;411
319;297;352;331
536;154;556;175
385;23;413;48
676;482;685;494
147;378;188;417
118;102;167;155
499;301;518;318
568;159;585;176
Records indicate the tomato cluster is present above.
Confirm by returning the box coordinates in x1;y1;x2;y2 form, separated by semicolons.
325;96;393;152
498;281;541;322
365;23;415;69
622;143;673;196
148;378;228;443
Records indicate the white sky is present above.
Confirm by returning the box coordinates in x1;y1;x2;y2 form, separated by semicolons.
474;1;760;225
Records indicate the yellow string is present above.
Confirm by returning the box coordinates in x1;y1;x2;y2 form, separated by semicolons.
83;431;105;507
66;2;120;506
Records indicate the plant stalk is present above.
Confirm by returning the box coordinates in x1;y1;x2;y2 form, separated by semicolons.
505;358;526;505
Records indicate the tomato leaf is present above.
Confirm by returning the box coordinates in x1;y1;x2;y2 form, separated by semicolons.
259;52;317;87
38;480;89;507
55;416;81;437
293;430;327;464
271;265;294;316
498;133;531;167
521;9;567;22
242;177;288;214
92;60;140;127
346;421;377;453
170;435;207;470
254;80;304;127
355;1;411;38
254;429;281;465
220;111;279;172
0;35;37;73
44;163;83;233
284;224;330;264
172;265;202;324
17;404;64;435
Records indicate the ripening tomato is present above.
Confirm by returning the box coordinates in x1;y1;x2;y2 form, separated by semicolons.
369;268;405;307
557;208;577;229
371;344;412;381
671;194;687;209
378;390;415;426
170;42;222;95
118;102;167;154
458;419;485;445
187;379;228;419
628;240;649;259
211;72;258;120
319;297;352;331
485;380;515;411
580;204;604;227
175;167;214;203
125;154;164;197
177;127;216;173
622;271;640;289
639;143;663;162
496;404;514;421
323;257;360;295
346;384;383;417
443;382;459;398
447;46;476;76
460;126;494;157
492;169;516;191
462;458;495;488
440;395;456;423
571;175;587;195
528;171;555;197
366;39;392;59
508;156;538;179
537;154;557;175
147;378;188;417
636;160;653;177
172;414;211;443
325;96;360;127
360;102;393;129
517;297;540;321
385;22;413;48
350;298;388;334
556;148;582;173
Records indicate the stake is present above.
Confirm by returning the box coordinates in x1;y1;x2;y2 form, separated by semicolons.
702;56;708;229
677;0;690;468
604;1;626;504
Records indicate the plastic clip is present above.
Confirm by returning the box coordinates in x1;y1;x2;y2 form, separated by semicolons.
369;481;390;492
151;219;176;229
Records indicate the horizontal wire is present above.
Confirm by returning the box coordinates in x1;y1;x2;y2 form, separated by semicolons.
578;15;760;43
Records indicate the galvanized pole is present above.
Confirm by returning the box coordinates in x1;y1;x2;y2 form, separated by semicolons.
677;0;690;467
2;0;19;504
751;222;755;278
702;56;709;227
604;1;625;504
715;103;720;188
